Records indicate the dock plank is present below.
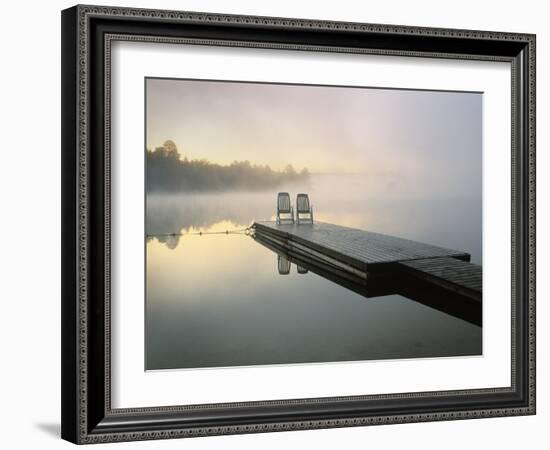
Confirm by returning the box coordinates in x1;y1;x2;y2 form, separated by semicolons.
253;221;470;270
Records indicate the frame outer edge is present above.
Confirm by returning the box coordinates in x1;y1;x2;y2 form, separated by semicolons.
527;34;536;414
64;5;537;444
61;5;80;445
77;3;534;40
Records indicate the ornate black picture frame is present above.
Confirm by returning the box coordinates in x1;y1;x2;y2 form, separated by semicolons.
61;4;536;444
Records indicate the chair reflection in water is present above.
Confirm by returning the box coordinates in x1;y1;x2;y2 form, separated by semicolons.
296;193;314;224
277;255;308;275
277;255;291;275
276;192;294;224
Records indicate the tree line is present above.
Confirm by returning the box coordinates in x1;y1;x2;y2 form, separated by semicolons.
146;140;310;192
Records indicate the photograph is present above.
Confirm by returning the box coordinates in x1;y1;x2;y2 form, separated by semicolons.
144;78;483;371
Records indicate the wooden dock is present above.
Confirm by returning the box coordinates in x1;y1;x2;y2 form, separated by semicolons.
399;257;481;302
252;221;481;304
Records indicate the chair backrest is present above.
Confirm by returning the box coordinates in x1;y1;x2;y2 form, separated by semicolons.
296;194;310;213
277;192;291;213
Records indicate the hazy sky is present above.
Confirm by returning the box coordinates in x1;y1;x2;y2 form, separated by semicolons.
146;78;481;178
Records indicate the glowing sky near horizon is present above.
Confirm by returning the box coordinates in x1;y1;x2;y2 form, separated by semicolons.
146;78;481;179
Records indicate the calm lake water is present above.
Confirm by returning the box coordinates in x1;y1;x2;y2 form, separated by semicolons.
145;174;482;370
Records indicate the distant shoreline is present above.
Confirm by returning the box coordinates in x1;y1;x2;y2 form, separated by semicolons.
147;140;310;193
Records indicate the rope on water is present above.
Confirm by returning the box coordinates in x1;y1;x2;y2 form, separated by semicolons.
146;226;254;238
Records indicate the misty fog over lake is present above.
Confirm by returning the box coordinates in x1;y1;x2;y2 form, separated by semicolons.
146;173;482;370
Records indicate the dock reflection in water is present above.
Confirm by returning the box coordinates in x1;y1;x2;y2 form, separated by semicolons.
260;236;481;327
